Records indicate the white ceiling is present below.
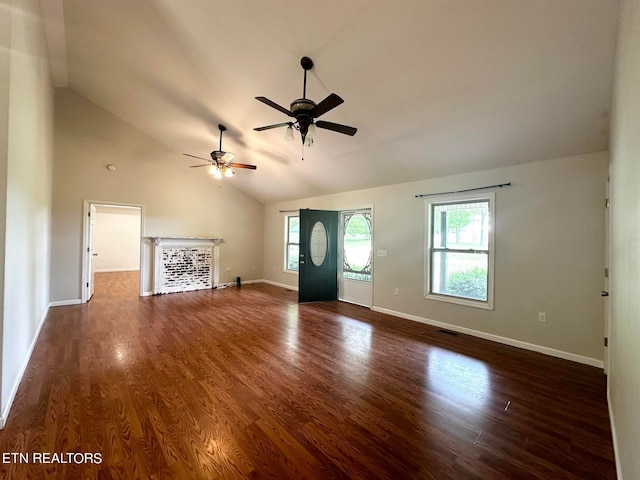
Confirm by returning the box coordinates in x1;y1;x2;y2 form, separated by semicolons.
45;0;619;203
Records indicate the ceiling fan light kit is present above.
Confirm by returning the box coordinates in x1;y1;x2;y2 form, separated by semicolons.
183;124;256;180
284;124;295;141
254;56;357;147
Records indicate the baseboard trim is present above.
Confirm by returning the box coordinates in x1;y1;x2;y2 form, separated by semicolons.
216;280;262;289
94;268;139;273
607;389;623;480
371;306;603;368
49;299;82;307
260;279;298;291
339;297;372;308
0;305;49;429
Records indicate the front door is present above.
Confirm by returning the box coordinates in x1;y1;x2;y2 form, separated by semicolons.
298;209;339;303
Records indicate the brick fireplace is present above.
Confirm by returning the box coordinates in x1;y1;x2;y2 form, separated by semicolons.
150;237;222;294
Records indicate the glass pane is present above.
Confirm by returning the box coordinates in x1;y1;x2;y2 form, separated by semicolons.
431;252;488;301
287;245;299;270
343;213;371;276
433;201;489;250
310;222;328;266
288;216;299;243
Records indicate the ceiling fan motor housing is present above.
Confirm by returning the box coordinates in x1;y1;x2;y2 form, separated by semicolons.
291;98;315;138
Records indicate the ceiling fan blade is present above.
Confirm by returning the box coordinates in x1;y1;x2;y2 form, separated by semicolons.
229;163;257;170
255;97;294;117
189;163;212;168
253;122;292;131
311;93;344;118
183;153;210;162
315;120;357;136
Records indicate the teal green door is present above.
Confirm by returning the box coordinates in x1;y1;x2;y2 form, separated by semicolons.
298;209;339;303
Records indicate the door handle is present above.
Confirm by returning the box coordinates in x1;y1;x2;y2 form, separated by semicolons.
601;291;609;297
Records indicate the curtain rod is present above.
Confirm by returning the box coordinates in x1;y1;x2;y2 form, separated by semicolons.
278;209;300;213
415;182;511;198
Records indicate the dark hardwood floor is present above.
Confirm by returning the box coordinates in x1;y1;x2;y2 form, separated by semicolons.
0;272;616;479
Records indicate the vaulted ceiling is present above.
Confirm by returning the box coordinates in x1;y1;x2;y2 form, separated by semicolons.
43;0;619;203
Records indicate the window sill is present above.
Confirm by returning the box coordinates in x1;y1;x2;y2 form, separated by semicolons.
284;269;299;275
425;292;493;310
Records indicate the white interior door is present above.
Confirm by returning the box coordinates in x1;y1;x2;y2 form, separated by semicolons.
89;203;97;300
339;208;373;307
603;176;611;374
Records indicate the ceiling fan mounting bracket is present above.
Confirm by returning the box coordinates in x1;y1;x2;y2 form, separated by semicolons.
300;56;313;71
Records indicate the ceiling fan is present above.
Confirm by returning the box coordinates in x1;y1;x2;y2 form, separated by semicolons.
254;56;357;147
184;124;257;179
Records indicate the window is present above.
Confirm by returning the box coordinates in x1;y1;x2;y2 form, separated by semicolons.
425;193;494;309
285;215;299;272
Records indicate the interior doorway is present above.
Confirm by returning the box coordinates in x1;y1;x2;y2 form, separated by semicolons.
82;201;144;302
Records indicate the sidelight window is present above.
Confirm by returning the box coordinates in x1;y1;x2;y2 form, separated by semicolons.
342;212;372;281
285;215;299;272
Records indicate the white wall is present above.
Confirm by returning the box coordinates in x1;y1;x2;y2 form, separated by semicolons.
93;205;140;272
608;0;640;477
264;152;608;363
0;2;12;407
51;88;264;301
0;0;54;425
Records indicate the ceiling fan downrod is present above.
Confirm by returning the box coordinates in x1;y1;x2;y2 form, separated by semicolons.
300;56;313;99
218;124;226;151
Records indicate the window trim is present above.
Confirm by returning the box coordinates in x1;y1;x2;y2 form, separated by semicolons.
424;192;495;310
284;214;299;274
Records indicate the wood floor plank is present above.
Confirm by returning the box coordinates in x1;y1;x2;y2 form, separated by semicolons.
0;271;616;479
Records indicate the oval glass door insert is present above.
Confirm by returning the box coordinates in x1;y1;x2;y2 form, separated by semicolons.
310;221;328;266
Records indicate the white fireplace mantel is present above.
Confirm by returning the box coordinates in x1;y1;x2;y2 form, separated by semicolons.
148;237;223;294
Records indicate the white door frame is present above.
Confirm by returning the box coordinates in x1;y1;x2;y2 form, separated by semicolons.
81;200;145;303
338;205;374;307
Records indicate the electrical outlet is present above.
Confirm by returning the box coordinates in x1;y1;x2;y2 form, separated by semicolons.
394;288;399;296
538;312;547;323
